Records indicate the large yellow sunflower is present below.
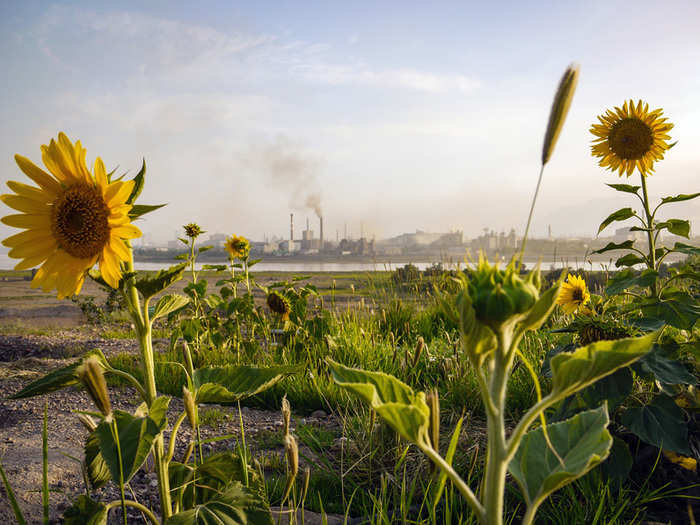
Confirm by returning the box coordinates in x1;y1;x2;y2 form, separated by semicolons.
556;274;590;315
225;234;250;260
1;133;141;298
590;100;673;177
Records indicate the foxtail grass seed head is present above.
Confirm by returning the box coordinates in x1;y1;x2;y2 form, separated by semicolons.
78;357;111;417
281;395;291;436
542;63;580;165
284;434;299;476
182;386;197;428
77;413;97;433
412;336;425;368
183;223;203;239
426;389;440;453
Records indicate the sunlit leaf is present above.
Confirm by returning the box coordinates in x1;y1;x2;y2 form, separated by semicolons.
549;333;655;400
152;294;190;322
129;203;166;220
592;240;635;255
126;159;146;205
606;183;640;195
10;350;108;399
509;406;612;511
194;365;298;404
328;359;431;449
655;219;690;238
660;192;700;204
136;263;187;300
598;208;636;234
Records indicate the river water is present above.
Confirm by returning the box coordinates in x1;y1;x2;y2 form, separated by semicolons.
0;252;625;273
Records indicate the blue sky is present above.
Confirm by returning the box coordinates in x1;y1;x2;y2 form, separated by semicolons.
1;0;699;244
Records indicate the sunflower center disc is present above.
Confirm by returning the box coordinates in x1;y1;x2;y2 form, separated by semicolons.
608;118;653;160
51;183;110;259
573;288;584;302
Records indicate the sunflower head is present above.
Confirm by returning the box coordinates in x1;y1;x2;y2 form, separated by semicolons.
590;100;674;177
1;133;142;298
467;255;540;329
183;223;204;239
556;274;590;315
267;290;291;320
225;234;250;260
576;316;637;346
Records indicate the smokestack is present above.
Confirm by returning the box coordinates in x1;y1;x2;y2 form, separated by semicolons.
290;213;294;241
319;216;324;250
306;217;310;233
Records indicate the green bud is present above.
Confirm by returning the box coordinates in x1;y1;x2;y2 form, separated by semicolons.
77;357;111;417
468;255;540;329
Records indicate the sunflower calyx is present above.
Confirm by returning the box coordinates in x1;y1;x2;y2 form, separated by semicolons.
467;256;540;331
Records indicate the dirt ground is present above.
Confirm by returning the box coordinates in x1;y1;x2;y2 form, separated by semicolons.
0;275;354;524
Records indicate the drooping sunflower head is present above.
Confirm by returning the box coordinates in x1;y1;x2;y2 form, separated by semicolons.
225;234;250;260
267;290;291;320
1;133;141;298
183;223;203;239
556;274;590;315
590;100;674;177
575;316;637;346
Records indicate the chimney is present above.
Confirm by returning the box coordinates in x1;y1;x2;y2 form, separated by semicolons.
319;216;324;250
290;213;294;241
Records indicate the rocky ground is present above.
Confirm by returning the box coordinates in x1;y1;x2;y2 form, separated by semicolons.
0;330;347;524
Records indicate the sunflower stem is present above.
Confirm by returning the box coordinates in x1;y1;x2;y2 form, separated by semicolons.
639;174;658;297
518;164;546;270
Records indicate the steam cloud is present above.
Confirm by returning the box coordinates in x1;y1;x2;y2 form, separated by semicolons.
243;136;323;217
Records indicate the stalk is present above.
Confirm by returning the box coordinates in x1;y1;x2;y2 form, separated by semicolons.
517;165;546;270
124;248;172;520
639;174;658;297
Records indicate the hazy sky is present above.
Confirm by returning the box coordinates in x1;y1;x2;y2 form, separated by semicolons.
1;0;699;244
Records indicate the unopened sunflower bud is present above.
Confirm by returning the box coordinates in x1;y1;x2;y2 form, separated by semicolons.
426;389;440;453
412;336;425;368
78;357;111;417
281;395;291;436
183;223;203;239
182;386;197;428
77;413;97;433
542;63;580;165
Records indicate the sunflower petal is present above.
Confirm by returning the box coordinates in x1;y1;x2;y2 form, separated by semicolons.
0;194;50;214
14;155;62;195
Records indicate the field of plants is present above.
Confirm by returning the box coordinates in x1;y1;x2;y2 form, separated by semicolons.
1;65;699;524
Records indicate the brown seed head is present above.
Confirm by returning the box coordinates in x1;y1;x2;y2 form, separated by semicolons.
78;356;111;417
542;63;580;165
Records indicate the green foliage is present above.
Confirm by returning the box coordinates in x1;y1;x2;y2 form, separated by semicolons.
193;365;299;404
509;406;612;512
620;394;691;455
136;263;187;300
63;496;107;525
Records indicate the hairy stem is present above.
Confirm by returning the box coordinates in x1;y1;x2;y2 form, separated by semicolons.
639;174;658;297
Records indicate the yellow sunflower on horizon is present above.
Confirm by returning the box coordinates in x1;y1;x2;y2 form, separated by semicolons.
225;234;250;260
557;274;590;315
590;99;674;177
1;133;142;298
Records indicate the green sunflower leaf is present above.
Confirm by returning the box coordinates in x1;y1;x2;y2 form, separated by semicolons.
592;240;636;255
598;208;636;234
621;394;691;455
129;203;167;220
327;359;432;450
193;365;299;404
615;254;645;267
152;294;190;322
136;263;187;300
606;183;641;195
10;349;108;399
655;219;690;238
605;269;658;296
671;242;700;257
509;406;612;512
660;192;700;205
126;159;146;205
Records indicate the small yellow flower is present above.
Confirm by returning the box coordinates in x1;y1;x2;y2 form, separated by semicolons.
1;133;141;298
225;234;250;260
557;274;590;315
590;100;674;177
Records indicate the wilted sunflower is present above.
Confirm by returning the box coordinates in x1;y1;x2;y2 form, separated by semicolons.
1;133;141;298
590;100;674;176
225;234;250;260
267;291;291;320
556;274;590;315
